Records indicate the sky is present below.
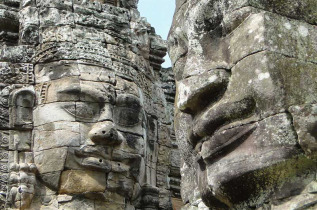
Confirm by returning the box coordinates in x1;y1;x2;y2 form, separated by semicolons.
138;0;175;68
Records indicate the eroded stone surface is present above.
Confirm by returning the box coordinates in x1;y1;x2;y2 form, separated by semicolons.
59;170;106;194
289;104;317;159
0;0;176;209
169;0;317;209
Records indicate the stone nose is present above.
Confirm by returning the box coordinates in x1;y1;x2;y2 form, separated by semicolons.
88;121;123;146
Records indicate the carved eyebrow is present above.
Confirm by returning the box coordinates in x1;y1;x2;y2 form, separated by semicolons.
81;85;111;102
57;84;114;103
57;84;81;94
177;70;230;112
116;94;141;108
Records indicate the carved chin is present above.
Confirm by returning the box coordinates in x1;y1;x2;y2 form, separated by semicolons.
194;113;316;208
199;147;313;208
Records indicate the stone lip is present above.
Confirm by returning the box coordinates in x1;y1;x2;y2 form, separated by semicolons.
81;156;112;172
199;148;307;208
200;123;257;163
74;145;130;173
194;113;309;208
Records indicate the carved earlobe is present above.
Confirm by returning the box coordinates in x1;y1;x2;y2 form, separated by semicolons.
9;87;35;129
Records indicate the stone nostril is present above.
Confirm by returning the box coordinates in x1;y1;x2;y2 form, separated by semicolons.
88;122;122;145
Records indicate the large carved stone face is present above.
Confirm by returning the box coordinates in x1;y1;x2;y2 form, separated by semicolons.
168;0;317;208
32;62;148;200
1;0;172;209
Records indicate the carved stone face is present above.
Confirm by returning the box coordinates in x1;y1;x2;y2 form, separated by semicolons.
1;0;171;209
32;62;148;201
169;0;317;208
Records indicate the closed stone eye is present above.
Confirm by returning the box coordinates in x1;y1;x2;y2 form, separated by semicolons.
62;102;100;120
114;107;141;127
75;102;100;119
62;104;76;117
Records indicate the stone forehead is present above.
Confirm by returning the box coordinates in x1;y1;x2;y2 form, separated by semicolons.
39;74;136;95
174;0;317;25
28;0;166;83
34;61;155;94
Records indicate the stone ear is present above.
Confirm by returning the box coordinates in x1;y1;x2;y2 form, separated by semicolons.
9;87;35;129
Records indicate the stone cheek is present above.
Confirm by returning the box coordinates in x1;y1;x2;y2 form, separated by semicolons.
33;123;81;152
34;148;68;174
169;0;317;209
59;170;107;194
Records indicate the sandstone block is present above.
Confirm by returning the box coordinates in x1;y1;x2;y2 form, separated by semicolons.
95;201;125;210
33;102;76;126
107;172;134;198
0;62;34;84
0;130;9;148
35;77;80;104
39;8;75;28
0;45;34;63
58;198;95;210
229;51;317;116
34;61;80;83
289;104;317;159
33;122;80;151
37;0;73;11
34;147;67;174
9;130;32;151
170;10;317;80
39;171;62;191
247;0;317;25
59;170;106;194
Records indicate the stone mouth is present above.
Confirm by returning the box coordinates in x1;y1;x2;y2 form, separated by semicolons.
199;146;307;209
81;156;112;172
74;145;130;173
75;145;110;159
199;123;257;164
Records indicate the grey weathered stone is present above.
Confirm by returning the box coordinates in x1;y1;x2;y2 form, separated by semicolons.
0;63;34;84
169;0;317;209
289;104;317;159
9;130;32;151
170;10;317;81
33;122;80;151
34;147;68;174
38;171;61;191
0;0;175;209
59;170;107;194
58;197;95;210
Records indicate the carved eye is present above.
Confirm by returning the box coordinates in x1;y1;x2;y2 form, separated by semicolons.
63;102;100;120
62;104;76;116
114;94;142;127
114;107;141;127
76;102;100;119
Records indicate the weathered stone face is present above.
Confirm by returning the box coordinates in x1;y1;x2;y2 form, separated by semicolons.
33;67;145;199
168;0;317;209
0;0;175;209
